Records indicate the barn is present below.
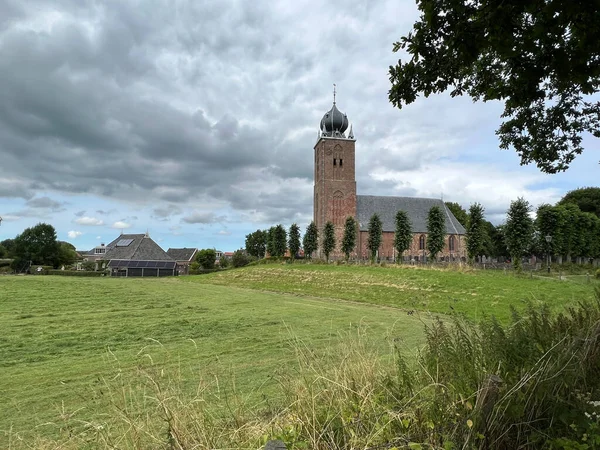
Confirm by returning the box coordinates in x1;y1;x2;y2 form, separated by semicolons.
103;233;177;277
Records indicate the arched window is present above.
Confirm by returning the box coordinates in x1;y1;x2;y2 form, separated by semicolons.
419;234;426;250
333;191;344;225
449;235;455;252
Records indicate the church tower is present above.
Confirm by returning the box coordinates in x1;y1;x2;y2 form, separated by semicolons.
313;89;357;255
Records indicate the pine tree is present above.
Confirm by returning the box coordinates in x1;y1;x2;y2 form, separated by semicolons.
303;221;318;259
341;216;357;261
272;224;287;257
288;223;301;262
322;221;336;262
505;198;533;271
394;210;412;264
367;214;383;263
426;206;445;261
466;203;485;264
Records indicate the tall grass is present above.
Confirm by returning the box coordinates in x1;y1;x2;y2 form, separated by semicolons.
12;290;600;449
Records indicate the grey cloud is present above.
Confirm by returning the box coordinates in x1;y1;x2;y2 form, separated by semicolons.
182;212;227;224
75;210;86;217
153;204;183;219
26;196;65;211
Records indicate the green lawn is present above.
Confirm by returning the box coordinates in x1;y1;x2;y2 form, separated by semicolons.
0;275;424;446
1;264;596;447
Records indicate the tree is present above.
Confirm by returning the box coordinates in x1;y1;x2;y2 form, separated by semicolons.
0;239;15;258
245;229;267;259
232;250;250;268
0;244;6;259
321;221;336;262
505;198;534;271
426;206;446;261
13;223;61;267
558;187;600;218
196;248;216;269
303;221;319;259
367;214;383;263
445;202;468;228
288;223;301;261
466;203;485;264
535;204;562;258
266;226;276;256
272;224;287;257
219;255;230;269
57;241;77;267
394;210;412;264
389;0;600;173
341;216;357;261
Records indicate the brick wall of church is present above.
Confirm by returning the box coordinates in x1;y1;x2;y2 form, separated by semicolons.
355;231;466;261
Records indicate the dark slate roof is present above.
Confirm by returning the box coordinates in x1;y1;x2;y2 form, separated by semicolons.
356;195;466;234
167;248;197;262
104;234;174;261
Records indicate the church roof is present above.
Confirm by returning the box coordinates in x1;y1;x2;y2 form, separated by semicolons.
356;195;466;235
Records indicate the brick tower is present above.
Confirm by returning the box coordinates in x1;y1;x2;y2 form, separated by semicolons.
313;90;356;257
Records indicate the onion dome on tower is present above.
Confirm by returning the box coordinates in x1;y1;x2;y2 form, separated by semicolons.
319;84;350;138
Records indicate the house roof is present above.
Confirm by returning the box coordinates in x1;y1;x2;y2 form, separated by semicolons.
167;248;197;262
356;195;466;234
103;234;174;261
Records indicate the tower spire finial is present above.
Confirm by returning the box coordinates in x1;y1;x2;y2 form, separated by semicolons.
333;83;336;104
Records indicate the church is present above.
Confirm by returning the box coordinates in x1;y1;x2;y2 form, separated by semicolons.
313;95;466;262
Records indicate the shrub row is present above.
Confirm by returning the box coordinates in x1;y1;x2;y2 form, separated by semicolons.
46;270;106;277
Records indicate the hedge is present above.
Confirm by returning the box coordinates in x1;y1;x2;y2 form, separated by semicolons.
46;270;106;277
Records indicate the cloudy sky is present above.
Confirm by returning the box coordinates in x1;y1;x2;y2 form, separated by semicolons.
0;0;598;251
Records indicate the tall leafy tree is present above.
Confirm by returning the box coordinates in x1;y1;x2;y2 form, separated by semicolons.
389;0;600;173
341;216;357;261
505;198;534;271
445;202;468;228
13;223;61;267
558;187;600;218
272;224;287;257
196;249;216;269
394;210;412;264
245;229;267;259
303;221;318;260
426;206;446;261
0;244;7;259
535;204;562;258
0;239;15;258
321;221;336;262
288;223;301;262
57;241;77;267
466;203;485;264
366;213;383;263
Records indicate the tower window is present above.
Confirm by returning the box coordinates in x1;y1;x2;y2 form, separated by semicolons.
333;158;337;166
449;235;455;252
419;235;426;250
339;158;343;167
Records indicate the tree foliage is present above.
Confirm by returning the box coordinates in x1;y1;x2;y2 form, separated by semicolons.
505;198;534;270
271;224;287;257
426;206;446;261
389;0;600;173
341;216;357;261
57;241;78;267
558;187;600;218
321;221;336;262
303;221;319;259
394;210;412;263
13;223;61;267
0;239;15;258
466;203;485;263
445;202;468;228
196;248;216;269
231;250;250;268
245;229;267;259
266;226;276;257
367;214;383;263
288;223;301;261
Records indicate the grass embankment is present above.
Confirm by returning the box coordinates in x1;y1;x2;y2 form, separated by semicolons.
0;275;424;447
192;263;598;322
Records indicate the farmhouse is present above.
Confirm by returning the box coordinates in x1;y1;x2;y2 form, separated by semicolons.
314;96;466;261
167;247;198;275
101;233;177;277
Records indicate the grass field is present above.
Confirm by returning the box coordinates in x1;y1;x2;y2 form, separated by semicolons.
1;264;597;447
194;263;599;322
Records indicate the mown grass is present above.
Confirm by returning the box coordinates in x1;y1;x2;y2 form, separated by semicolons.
190;263;599;322
0;275;425;447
